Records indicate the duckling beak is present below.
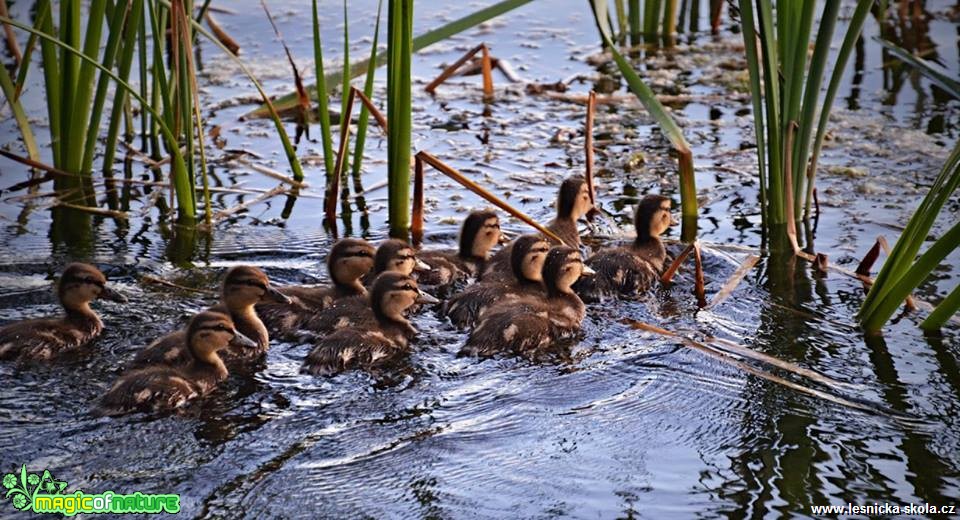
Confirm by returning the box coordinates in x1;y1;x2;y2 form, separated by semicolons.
415;258;432;271
416;289;440;305
265;285;292;304
670;213;680;226
99;286;128;303
498;234;511;245
580;264;597;276
230;330;258;349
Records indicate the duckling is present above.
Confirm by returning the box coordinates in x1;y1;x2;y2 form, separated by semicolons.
300;240;433;336
95;310;257;416
363;239;430;285
573;194;674;301
302;272;436;376
129;265;290;369
256;238;376;335
443;234;551;329
0;263;125;362
461;246;593;359
416;210;501;291
484;175;594;276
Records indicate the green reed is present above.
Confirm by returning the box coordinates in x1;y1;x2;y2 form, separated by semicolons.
387;0;413;238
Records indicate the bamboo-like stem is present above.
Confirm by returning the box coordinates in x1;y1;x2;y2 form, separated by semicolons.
325;87;356;224
0;0;21;64
481;43;494;101
661;243;693;284
584;90;597;210
415;150;566;245
411;155;424;246
203;11;238;55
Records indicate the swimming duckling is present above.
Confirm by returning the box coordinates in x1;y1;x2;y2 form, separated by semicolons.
301;272;436;376
573;194;674;301
461;246;592;359
444;234;551;329
95;310;257;416
416;210;501;291
484;175;593;276
256;238;376;335
300;240;433;336
129;265;289;369
0;263;125;362
362;239;430;284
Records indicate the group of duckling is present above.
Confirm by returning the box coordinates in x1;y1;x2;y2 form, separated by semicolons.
0;176;676;417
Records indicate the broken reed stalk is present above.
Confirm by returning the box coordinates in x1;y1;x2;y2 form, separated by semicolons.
856;236;917;312
783;121;800;253
411;155;424;245
625;319;877;413
414;151;565;245
692;240;707;307
481;43;493;101
0;0;20;64
707;254;760;308
424;43;485;94
212;184;287;223
203;11;238;55
236;159;307;189
584;90;597;210
325;87;357;225
323;86;390;225
661;243;694;284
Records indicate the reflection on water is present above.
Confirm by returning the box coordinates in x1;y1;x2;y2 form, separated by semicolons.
0;0;958;517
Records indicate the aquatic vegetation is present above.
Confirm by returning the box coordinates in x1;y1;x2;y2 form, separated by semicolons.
859;140;960;334
737;0;872;246
386;0;414;239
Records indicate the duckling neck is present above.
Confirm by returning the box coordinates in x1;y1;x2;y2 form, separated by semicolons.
633;236;667;268
231;305;269;349
373;308;417;338
192;349;228;380
63;302;103;332
335;278;367;297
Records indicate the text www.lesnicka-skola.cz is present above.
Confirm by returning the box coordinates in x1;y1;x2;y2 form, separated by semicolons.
811;503;956;516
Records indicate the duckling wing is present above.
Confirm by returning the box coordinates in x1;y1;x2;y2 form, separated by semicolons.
128;330;192;369
300;295;375;336
415;250;462;288
482;245;512;279
461;307;553;359
444;279;527;329
0;318;91;362
256;285;334;335
574;247;659;302
94;367;200;417
302;329;406;376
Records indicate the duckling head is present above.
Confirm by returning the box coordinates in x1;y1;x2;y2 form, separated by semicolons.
375;239;427;277
542;246;592;296
187;310;257;366
459;210;500;260
511;235;551;283
371;272;439;324
556;176;594;222
328;238;376;288
221;265;290;310
57;263;126;311
635;195;675;244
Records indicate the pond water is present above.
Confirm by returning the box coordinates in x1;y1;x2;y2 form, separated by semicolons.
1;0;959;518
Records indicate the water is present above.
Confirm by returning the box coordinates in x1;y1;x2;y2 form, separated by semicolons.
1;0;959;518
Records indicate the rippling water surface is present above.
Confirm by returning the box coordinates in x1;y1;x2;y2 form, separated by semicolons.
1;0;959;518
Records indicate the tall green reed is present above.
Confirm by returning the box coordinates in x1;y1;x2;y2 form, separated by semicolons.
738;0;871;247
859;141;960;334
387;0;413;238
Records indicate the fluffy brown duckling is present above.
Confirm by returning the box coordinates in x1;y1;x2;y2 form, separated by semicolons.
301;272;436;376
362;239;430;285
573;194;674;302
484;175;594;276
461;246;593;359
0;263;125;362
129;265;289;369
416;210;501;291
256;238;376;336
300;240;434;336
444;234;551;329
95;310;257;416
